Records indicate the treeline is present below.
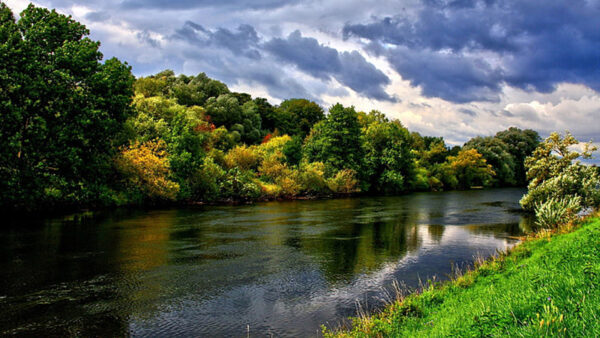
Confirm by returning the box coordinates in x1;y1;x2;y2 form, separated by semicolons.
0;4;541;212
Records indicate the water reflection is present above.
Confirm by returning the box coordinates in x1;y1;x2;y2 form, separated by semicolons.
0;188;529;336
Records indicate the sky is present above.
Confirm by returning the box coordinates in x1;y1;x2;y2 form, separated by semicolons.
4;0;600;151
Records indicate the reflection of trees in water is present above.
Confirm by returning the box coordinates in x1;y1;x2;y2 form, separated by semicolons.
463;221;524;237
427;224;445;243
291;197;425;282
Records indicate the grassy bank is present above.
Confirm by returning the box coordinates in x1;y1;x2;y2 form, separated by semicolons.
327;215;600;337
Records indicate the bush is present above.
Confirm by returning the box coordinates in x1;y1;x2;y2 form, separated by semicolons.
259;182;282;198
219;168;261;200
521;164;600;211
327;169;360;194
534;195;582;229
224;145;259;170
520;132;599;211
189;156;226;201
115;140;180;201
258;153;289;182
298;162;329;194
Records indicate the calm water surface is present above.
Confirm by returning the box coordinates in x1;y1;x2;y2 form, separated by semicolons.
0;188;532;337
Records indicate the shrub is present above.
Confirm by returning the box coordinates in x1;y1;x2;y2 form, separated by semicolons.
327;169;360;194
534;195;582;229
275;170;301;197
259;182;282;198
189;156;226;201
520;132;599;211
298;162;329;194
219;168;261;200
224;145;259;170
521;165;600;211
115;139;180;201
258;153;289;182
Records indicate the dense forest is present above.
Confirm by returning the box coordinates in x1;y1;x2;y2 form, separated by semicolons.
0;4;542;212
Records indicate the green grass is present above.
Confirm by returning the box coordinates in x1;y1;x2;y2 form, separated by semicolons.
327;216;600;337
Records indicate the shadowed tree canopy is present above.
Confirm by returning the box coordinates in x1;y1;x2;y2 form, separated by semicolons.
495;127;540;185
303;104;364;174
0;4;134;210
465;136;516;187
274;98;324;138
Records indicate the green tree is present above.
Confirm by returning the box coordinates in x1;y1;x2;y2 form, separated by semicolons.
495;127;540;185
274;99;324;137
464;136;516;186
303;104;364;175
240;100;263;144
0;4;134;210
520;132;600;211
363;119;415;193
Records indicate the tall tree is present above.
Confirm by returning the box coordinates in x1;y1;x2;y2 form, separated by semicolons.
0;4;134;210
303;104;364;174
275;99;324;138
464;136;516;186
363;119;415;193
495;127;540;185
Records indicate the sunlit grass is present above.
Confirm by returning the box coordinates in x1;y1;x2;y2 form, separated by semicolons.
326;213;600;337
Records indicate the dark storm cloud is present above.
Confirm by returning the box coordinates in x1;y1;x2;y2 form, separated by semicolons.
386;46;502;102
344;0;600;102
338;51;395;102
121;0;299;10
263;31;342;80
175;21;261;59
264;31;395;101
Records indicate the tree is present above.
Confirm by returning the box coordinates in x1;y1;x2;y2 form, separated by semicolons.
0;4;134;210
520;132;600;211
205;94;242;128
447;149;495;189
303;104;364;175
363;120;414;193
464;136;516;186
495;127;540;185
274;98;324;137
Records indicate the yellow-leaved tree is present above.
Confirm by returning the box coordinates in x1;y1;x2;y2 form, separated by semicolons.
115;139;180;201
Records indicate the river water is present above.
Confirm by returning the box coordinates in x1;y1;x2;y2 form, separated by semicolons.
0;188;532;337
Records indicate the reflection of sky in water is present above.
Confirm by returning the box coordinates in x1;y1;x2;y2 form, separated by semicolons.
0;188;529;337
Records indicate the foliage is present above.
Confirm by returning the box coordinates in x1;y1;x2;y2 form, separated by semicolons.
0;4;134;210
464;136;516;186
282;135;303;166
447;149;495;189
298;162;329;194
327;169;360;194
520;132;599;211
219;168;261;201
495;127;540;185
304;104;365;175
363;119;414;193
188;156;226;201
534;195;582;229
115;140;180;201
276;99;325;137
224;145;259;171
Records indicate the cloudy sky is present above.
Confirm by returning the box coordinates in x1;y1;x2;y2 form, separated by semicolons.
4;0;600;149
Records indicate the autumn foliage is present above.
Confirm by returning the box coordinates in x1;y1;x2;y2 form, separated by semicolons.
115;140;180;201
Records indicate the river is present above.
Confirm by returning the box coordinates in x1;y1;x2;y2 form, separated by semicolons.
0;188;533;336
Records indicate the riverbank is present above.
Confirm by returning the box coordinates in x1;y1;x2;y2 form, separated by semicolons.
326;214;600;337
